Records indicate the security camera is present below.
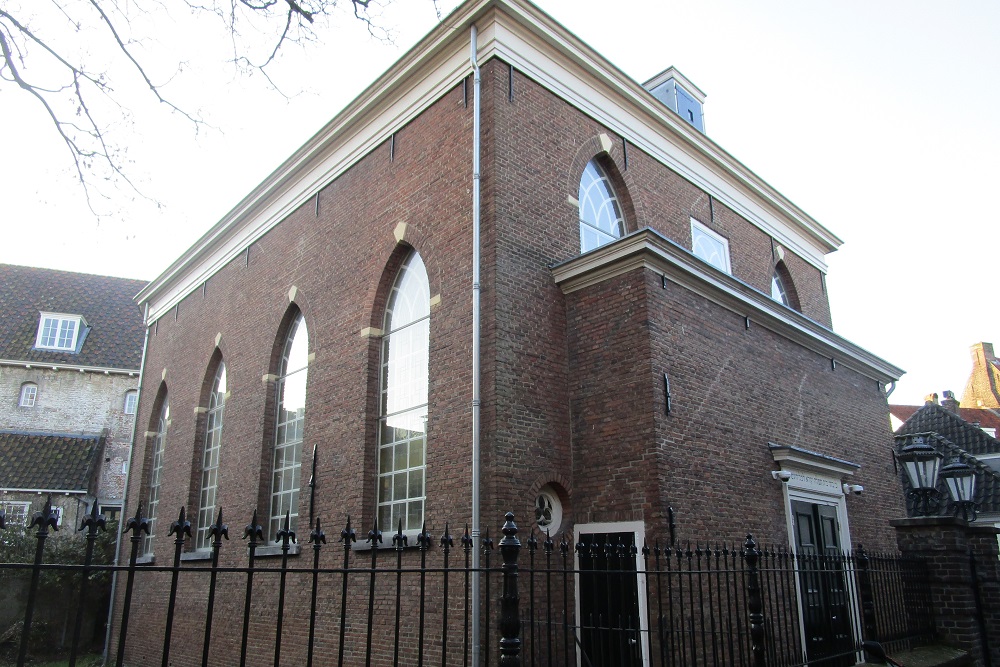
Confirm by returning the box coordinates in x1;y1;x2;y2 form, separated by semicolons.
771;470;792;483
852;485;864;496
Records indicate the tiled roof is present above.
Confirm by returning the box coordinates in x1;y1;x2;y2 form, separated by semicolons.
0;431;103;492
894;404;1000;517
0;264;147;369
890;404;1000;433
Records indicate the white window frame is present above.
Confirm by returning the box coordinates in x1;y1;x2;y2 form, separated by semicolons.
573;520;651;667
196;363;227;550
124;390;138;415
579;159;626;253
377;252;430;536
269;313;309;543
35;312;85;351
0;501;31;527
18;383;37;407
690;219;731;274
143;401;169;557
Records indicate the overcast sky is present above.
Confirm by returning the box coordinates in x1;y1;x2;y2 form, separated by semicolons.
2;0;997;407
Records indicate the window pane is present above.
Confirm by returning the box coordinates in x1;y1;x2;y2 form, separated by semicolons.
579;160;624;252
691;221;731;274
771;271;789;305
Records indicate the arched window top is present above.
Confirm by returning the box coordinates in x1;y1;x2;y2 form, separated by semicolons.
770;261;799;311
282;314;309;377
209;362;227;410
124;390;138;415
771;270;789;306
579;159;625;253
383;253;430;334
18;382;37;408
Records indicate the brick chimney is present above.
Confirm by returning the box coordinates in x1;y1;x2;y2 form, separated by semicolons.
961;342;1000;409
940;390;960;414
924;392;939;405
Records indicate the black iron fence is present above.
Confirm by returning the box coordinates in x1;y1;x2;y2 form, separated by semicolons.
0;498;934;666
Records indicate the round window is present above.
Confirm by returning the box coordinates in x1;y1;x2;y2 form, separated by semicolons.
534;485;563;533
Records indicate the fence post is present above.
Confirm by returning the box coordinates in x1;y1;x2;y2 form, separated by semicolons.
855;544;878;642
69;502;107;667
499;512;522;667
17;495;60;666
116;504;150;667
743;534;766;667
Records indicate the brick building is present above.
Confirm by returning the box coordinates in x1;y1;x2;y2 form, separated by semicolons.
0;264;146;530
123;0;905;663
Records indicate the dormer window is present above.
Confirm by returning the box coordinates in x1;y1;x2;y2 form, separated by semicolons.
35;313;86;352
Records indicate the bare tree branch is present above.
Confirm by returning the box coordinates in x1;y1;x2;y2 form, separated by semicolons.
0;0;404;217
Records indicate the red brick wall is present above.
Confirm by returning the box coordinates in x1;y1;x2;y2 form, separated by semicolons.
117;56;891;663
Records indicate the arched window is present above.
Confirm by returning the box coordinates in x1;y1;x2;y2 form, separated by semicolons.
579;159;625;253
196;362;227;549
269;314;309;541
143;399;169;556
771;262;800;310
771;270;789;306
378;251;429;532
18;382;37;408
124;390;138;415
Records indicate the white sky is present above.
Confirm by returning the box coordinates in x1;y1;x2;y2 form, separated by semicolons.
2;0;997;407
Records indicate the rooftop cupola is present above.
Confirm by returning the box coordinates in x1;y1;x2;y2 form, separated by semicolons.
644;66;707;133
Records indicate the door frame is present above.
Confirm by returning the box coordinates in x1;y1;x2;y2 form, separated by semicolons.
777;467;861;663
573;521;650;667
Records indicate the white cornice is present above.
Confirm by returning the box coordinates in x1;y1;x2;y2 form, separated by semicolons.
0;359;139;376
550;229;903;384
769;444;860;478
138;0;843;323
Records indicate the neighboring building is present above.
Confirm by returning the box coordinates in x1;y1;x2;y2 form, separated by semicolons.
889;342;1000;528
962;342;1000;409
122;0;904;663
0;264;146;530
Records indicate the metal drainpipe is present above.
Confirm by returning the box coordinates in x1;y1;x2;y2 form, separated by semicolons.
470;23;483;667
102;302;150;665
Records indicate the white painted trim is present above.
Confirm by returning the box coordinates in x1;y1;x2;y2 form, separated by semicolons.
551;229;904;383
136;0;841;324
0;359;140;375
0;487;88;494
573;520;649;667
